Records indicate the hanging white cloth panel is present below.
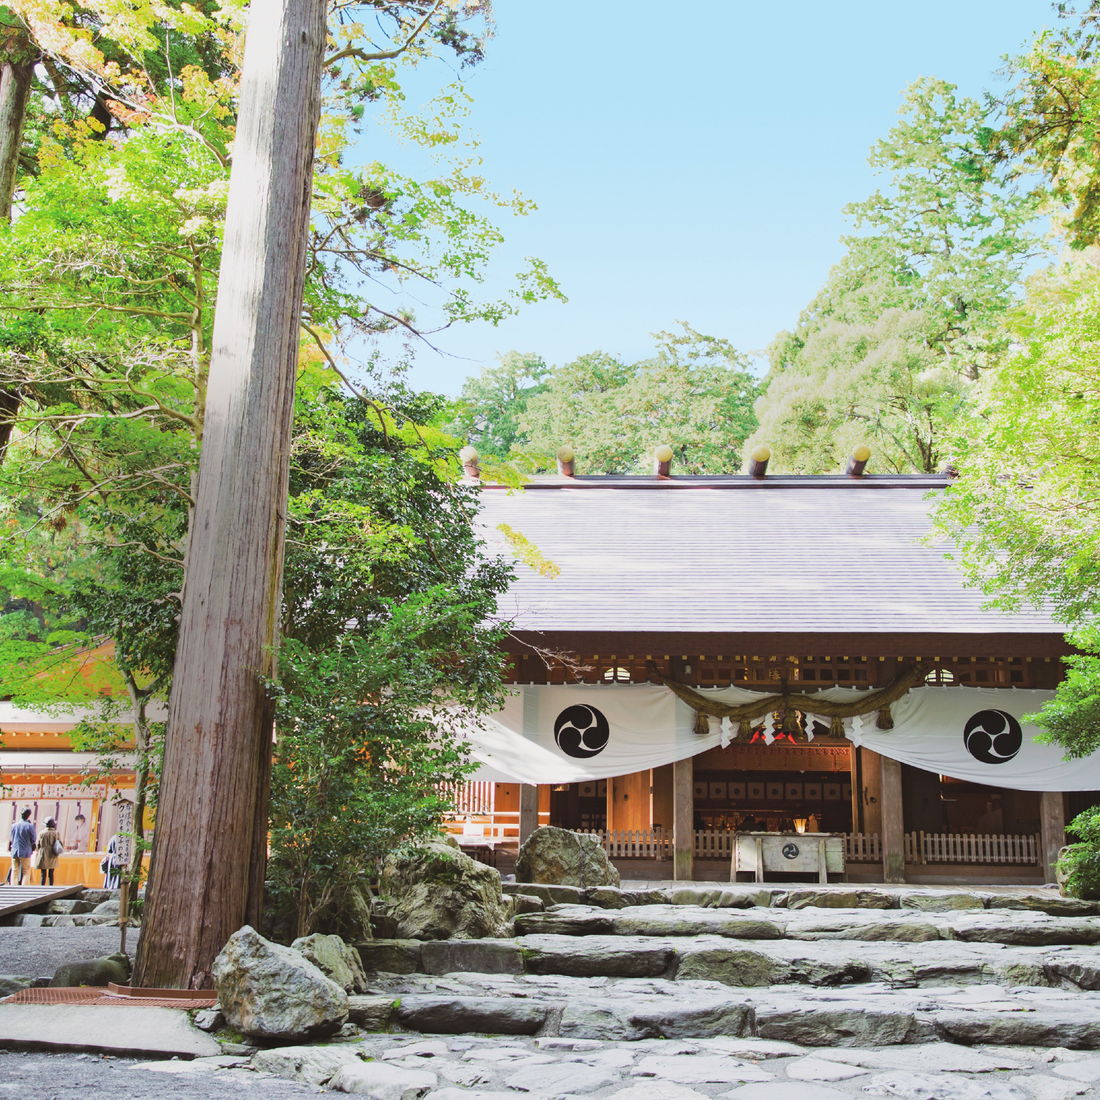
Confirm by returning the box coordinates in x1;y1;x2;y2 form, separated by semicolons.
461;684;1100;791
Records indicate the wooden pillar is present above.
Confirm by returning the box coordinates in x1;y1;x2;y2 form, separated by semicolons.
673;757;694;881
880;755;906;884
1039;791;1066;883
519;784;539;844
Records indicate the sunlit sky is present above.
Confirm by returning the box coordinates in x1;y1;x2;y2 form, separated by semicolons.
370;1;1054;396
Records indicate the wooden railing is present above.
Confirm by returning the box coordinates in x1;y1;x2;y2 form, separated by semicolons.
693;829;733;860
446;815;1041;867
916;831;1038;864
845;832;882;862
441;780;496;817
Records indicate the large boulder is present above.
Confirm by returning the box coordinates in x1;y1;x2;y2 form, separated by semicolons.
212;926;348;1043
291;933;368;993
50;953;131;988
515;826;620;888
378;842;511;940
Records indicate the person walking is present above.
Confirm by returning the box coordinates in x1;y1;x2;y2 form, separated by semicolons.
36;818;63;886
7;808;36;886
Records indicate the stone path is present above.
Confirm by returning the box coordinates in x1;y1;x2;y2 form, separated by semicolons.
7;882;1100;1097
137;1032;1100;1097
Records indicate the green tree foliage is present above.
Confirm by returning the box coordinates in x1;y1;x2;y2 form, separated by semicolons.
1057;804;1100;899
993;2;1100;250
752;79;1039;473
452;324;759;474
443;350;548;459
936;260;1100;754
258;385;514;938
937;262;1100;625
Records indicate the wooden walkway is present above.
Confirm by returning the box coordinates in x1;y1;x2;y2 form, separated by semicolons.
0;884;84;920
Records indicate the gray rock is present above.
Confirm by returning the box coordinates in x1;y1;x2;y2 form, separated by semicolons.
508;882;589;906
1051;1056;1100;1082
394;995;548;1035
757;1006;924;1046
899;891;987;911
861;1071;1027;1098
520;934;674;977
666;886;778;908
515;908;615;936
933;1011;1100;1049
1010;1077;1091;1099
515;825;621;888
616;910;784;940
346;994;397;1030
722;1084;849;1099
675;947;788;987
784;1056;867;1081
46;899;96;915
191;1008;224;1032
419;939;522;975
429;1091;518;1100
49;953;130;988
0;976;33;996
784;888;895;910
610;1086;710;1100
816;1044;1026;1073
510;892;544;914
378;843;512;940
327;1061;436;1097
291;933;368;993
357;939;422;974
634;1053;771;1083
212;925;348;1043
251;1044;366;1086
989;895;1100;917
505;1061;619;1093
558;995;753;1041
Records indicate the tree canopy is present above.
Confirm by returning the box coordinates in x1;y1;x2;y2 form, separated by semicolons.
449;324;760;474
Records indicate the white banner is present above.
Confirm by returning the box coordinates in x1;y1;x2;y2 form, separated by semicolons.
464;684;1100;792
846;687;1098;791
467;684;700;783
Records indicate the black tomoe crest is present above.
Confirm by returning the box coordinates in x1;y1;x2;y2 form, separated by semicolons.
963;709;1023;765
554;704;610;759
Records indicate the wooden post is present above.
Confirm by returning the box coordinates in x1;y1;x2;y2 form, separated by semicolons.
519;784;539;845
1039;791;1066;883
672;756;694;881
880;755;906;884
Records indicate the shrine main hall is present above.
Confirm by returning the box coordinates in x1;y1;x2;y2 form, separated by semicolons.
450;451;1095;886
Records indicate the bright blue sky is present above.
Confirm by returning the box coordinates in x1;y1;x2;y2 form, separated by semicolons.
384;1;1054;396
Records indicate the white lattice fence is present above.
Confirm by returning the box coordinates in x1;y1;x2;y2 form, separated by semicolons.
844;832;881;862
693;829;734;859
919;832;1038;864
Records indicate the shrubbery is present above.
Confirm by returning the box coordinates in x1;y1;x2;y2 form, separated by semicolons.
1057;806;1100;900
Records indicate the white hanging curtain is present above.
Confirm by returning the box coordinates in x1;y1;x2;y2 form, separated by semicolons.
460;683;1100;792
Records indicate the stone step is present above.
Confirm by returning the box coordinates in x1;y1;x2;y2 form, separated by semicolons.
351;969;1100;1049
512;902;1100;946
504;881;1100;917
360;930;1100;990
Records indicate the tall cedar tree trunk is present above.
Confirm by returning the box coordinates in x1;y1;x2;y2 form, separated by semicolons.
0;16;36;459
133;0;327;989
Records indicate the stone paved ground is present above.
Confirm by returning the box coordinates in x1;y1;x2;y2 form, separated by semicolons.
4;1034;1098;1098
6;883;1100;1097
